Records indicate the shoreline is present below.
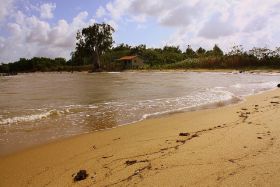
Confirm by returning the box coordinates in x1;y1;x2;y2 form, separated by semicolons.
2;68;280;75
0;71;279;157
125;68;280;73
0;82;257;156
1;88;280;186
0;85;276;156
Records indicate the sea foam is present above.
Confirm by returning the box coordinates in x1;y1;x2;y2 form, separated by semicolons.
0;110;60;125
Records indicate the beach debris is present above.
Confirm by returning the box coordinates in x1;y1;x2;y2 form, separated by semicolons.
191;134;199;138
257;137;262;139
179;132;190;136
277;84;280;88
73;170;88;182
160;147;168;151
228;159;235;163
270;101;280;104
239;112;249;120
125;159;149;166
125;160;137;166
102;155;113;159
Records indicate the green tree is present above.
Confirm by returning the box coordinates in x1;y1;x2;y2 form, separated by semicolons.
163;46;182;54
185;45;196;58
212;44;223;56
113;43;132;51
228;45;244;56
76;23;115;71
196;47;206;56
130;44;147;56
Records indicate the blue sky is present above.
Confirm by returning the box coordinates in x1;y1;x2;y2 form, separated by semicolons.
0;0;280;63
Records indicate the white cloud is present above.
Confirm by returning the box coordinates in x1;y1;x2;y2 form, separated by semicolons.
158;5;195;27
102;0;280;51
40;3;56;19
0;0;14;22
0;10;95;62
105;0;131;20
1;0;280;63
96;6;106;18
198;13;237;39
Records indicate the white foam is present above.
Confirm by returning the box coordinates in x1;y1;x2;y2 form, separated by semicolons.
134;88;236;122
230;81;277;96
0;110;60;125
87;105;98;109
1;80;275;131
105;72;121;74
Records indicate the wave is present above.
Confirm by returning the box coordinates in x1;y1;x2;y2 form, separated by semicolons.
1;80;276;127
0;89;236;126
104;72;121;74
0;110;61;125
230;81;277;96
232;81;277;89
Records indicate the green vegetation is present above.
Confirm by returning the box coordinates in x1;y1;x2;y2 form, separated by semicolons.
74;23;115;71
0;57;69;73
1;23;280;74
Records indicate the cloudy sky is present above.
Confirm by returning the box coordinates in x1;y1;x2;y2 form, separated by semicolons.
0;0;280;63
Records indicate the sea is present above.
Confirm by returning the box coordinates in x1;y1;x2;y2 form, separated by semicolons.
0;71;279;155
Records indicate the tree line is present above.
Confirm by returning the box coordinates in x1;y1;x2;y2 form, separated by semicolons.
0;57;70;73
1;23;280;73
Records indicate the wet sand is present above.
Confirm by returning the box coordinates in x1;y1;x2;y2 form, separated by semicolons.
1;89;280;186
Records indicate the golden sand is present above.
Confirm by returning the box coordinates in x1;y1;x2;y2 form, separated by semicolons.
1;89;280;186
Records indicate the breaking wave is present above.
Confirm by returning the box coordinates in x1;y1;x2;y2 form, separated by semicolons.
0;110;61;125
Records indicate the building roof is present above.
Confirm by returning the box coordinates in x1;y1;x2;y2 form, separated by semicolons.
118;55;137;60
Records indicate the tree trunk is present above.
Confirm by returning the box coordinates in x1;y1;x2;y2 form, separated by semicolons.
92;49;101;72
96;48;101;70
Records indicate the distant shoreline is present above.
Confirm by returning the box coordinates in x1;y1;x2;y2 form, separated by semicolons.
1;68;280;76
124;68;280;73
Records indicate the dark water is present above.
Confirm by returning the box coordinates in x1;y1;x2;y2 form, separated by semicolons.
0;71;279;155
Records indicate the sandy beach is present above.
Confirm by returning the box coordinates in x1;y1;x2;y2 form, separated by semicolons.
1;88;280;186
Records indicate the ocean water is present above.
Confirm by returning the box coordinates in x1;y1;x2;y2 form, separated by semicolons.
0;71;279;154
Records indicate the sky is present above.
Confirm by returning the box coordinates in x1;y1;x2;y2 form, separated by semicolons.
0;0;280;63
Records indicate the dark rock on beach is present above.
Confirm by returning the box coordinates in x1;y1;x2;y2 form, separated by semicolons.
191;134;199;138
277;84;280;88
125;160;137;166
179;132;190;136
73;170;88;182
